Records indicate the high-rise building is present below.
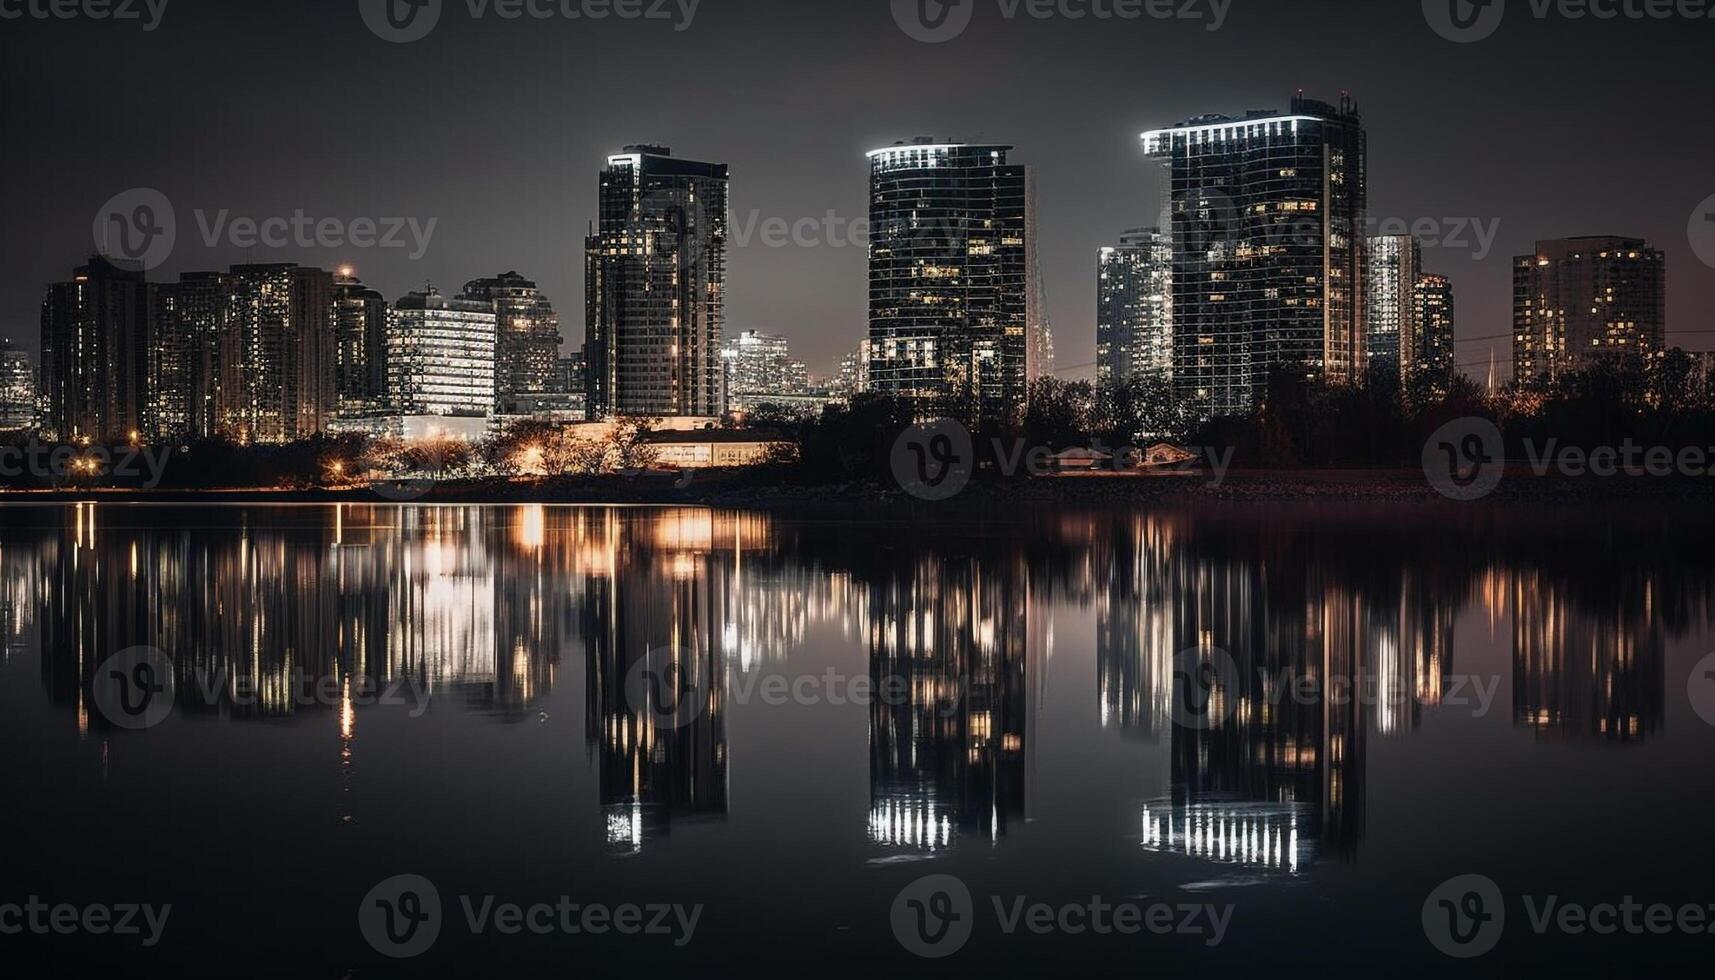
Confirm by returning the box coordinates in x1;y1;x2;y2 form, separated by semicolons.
148;272;225;440
1096;227;1172;387
39;255;150;441
837;340;872;398
722;331;807;397
386;287;497;420
866;138;1031;418
1144;95;1368;417
0;339;37;432
334;267;389;417
461;271;563;415
213;264;337;444
585;146;729;419
1366;235;1421;377
1513;236;1666;384
1415;273;1456;390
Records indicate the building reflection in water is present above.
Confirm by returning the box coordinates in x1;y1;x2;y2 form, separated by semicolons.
33;505;569;731
865;550;1039;852
6;502;1703;862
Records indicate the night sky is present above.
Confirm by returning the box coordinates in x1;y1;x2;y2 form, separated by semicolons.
2;0;1711;381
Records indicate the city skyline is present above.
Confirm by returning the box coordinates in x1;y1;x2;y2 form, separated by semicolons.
4;0;1712;384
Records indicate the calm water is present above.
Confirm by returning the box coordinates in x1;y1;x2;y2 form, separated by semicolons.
3;502;1714;977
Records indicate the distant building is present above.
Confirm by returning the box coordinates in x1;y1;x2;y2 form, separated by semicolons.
461;271;563;415
1415;273;1456;390
1096;227;1172;387
334;267;389;417
0;339;37;431
837;340;871;398
585;146;729;418
1366;235;1420;377
386;287;497;421
39;255;150;441
1513;236;1666;383
1145;95;1368;417
867;138;1031;418
723;330;809;409
640;428;793;469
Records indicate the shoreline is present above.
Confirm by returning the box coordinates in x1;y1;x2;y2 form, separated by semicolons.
4;467;1715;510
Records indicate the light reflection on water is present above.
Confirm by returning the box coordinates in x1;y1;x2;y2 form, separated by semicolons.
1;502;1711;972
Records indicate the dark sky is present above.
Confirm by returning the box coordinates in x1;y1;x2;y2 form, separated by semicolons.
3;0;1712;380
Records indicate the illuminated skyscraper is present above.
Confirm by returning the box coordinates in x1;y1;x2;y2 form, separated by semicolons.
866;139;1031;418
214;264;337;444
1096;227;1172;387
0;338;38;432
1366;235;1420;377
39;256;150;441
1144;95;1368;417
585;146;729;419
1513;236;1665;384
333;268;389;417
386;288;497;423
1415;273;1456;391
461;271;563;416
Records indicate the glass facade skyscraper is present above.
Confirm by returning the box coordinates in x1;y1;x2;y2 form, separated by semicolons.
1096;227;1172;387
334;268;390;418
585;146;729;419
461;271;563;416
1513;236;1665;384
866;139;1031;418
1365;234;1420;377
1144;95;1368;418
